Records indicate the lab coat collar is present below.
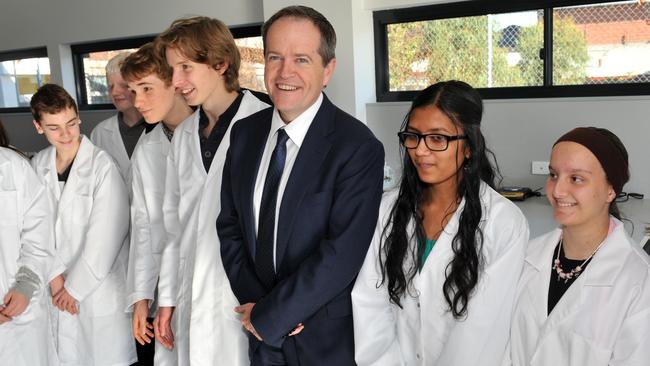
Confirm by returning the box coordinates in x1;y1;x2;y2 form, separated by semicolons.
58;136;94;203
529;217;632;349
525;218;628;287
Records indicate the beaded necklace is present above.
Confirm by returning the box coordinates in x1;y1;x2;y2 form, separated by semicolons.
552;237;605;283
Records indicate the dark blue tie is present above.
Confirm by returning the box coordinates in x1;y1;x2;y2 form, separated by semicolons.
256;128;289;289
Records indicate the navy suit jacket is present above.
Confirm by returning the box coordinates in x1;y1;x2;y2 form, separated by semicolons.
217;94;384;364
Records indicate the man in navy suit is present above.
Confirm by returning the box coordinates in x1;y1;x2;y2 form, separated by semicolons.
217;5;384;365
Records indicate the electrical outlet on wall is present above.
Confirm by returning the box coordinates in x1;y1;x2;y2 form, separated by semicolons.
531;161;549;175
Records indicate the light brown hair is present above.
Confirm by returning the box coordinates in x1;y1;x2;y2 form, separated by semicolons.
158;16;240;92
121;42;173;86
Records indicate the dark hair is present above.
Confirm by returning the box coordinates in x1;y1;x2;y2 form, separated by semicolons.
0;119;27;157
0;119;8;148
262;5;336;66
158;16;241;92
30;84;78;122
380;80;499;318
598;129;628;220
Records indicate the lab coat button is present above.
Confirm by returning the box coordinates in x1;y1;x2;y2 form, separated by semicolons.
417;302;420;308
416;353;421;359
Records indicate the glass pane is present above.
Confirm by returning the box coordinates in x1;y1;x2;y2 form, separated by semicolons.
0;56;50;108
554;1;650;85
236;36;266;92
386;10;543;91
82;49;138;105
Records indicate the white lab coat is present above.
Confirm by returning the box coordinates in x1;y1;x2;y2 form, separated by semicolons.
507;219;650;366
0;147;58;366
90;114;145;192
32;136;136;366
125;124;176;365
352;182;529;366
157;90;269;366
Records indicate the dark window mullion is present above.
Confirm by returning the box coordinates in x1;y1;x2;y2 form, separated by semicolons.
374;17;390;102
543;7;554;86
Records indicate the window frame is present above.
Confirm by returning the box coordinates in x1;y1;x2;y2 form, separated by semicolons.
71;24;263;111
71;35;155;110
373;0;650;101
0;47;49;113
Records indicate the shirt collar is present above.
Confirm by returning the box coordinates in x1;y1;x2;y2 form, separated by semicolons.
117;112;145;130
270;93;323;148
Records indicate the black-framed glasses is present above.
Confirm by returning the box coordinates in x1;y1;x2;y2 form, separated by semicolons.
615;191;644;203
397;131;467;152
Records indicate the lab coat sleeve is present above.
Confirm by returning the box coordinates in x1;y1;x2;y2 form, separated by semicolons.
65;163;130;302
250;138;384;347
157;144;180;307
610;276;650;366
15;157;55;292
125;149;157;311
437;202;529;366
28;153;66;282
217;143;268;304
351;201;405;366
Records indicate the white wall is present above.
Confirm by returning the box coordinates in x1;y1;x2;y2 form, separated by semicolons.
2;0;649;198
0;0;264;152
368;95;650;196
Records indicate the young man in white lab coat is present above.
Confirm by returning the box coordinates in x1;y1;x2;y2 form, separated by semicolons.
30;84;136;366
153;16;270;366
90;52;145;190
121;41;193;366
0;126;58;366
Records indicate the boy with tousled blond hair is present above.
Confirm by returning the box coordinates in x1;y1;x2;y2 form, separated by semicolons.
154;16;269;366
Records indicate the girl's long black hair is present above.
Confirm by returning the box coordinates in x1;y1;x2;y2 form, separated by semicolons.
379;80;499;318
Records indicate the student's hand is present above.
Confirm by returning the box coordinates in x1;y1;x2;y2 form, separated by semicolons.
132;300;154;345
0;306;11;325
53;288;78;315
49;274;64;297
235;303;262;341
1;290;29;318
154;306;175;350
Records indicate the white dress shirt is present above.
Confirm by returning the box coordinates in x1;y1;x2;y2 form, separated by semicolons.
253;93;323;269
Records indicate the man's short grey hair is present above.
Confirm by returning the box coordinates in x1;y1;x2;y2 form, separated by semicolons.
105;52;132;76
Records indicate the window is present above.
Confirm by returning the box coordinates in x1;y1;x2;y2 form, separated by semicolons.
374;0;650;101
232;25;266;93
72;36;155;110
0;48;50;111
72;25;265;110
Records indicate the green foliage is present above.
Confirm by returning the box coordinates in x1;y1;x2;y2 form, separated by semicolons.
387;14;589;90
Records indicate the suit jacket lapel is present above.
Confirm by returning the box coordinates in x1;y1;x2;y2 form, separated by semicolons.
243;111;273;256
275;97;334;269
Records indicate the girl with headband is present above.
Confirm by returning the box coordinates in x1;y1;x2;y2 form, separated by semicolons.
507;127;650;365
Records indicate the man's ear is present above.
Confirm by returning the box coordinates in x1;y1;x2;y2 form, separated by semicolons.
322;58;336;88
32;120;44;134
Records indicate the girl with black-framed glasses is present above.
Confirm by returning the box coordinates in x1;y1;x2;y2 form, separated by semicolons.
352;80;529;365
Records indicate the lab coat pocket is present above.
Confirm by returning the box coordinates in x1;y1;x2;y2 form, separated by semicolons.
0;190;18;226
71;194;93;225
222;281;241;323
87;265;126;317
568;331;612;365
